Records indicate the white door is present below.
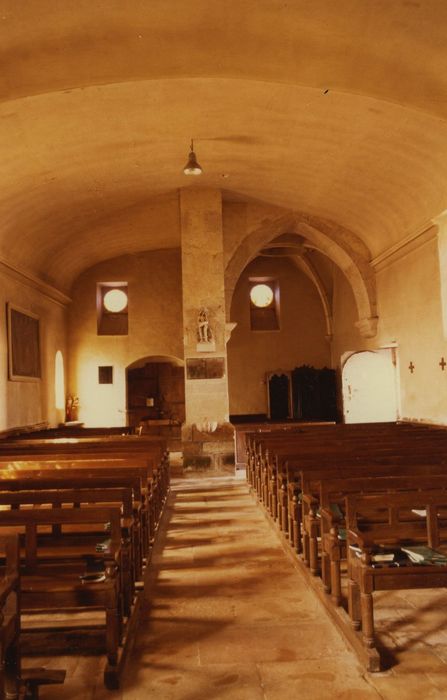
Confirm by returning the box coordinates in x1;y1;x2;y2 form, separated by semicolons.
342;349;399;423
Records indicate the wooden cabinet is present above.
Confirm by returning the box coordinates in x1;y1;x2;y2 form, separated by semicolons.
291;365;337;421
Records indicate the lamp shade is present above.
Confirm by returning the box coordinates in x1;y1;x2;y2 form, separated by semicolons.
183;141;203;175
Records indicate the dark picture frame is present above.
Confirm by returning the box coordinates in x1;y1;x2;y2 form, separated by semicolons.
186;357;225;380
7;303;41;381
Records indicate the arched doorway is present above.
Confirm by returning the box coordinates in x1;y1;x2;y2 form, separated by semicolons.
342;349;399;423
126;356;185;429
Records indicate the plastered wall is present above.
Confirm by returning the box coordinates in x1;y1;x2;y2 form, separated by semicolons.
68;249;183;426
331;233;447;424
0;269;67;432
227;256;331;416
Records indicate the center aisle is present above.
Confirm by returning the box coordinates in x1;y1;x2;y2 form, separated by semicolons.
122;476;381;699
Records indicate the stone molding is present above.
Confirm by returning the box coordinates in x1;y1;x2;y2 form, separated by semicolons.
355;316;379;338
371;221;437;272
0;255;71;307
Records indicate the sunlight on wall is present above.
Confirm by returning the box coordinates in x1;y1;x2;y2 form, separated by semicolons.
76;355;126;427
55;350;65;410
342;349;399;423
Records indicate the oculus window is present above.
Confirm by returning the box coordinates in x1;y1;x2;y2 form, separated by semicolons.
250;283;274;308
97;283;128;335
103;289;128;313
249;279;280;331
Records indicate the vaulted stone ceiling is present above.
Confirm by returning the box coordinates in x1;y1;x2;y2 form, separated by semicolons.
1;0;447;293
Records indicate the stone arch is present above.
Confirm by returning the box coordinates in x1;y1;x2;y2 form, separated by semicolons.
292;254;333;340
125;354;185;427
225;212;378;338
126;354;184;370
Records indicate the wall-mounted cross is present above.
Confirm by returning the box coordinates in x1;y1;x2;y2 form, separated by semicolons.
409;362;415;374
440;357;447;371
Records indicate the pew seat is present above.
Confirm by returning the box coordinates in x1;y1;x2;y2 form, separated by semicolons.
346;491;447;665
0;507;126;689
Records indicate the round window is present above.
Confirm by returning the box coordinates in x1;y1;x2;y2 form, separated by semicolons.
250;283;274;308
103;289;128;313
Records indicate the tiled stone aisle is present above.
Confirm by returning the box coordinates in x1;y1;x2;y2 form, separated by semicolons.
30;475;447;699
120;476;380;699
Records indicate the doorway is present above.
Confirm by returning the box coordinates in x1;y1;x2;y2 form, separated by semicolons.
126;356;185;429
342;348;399;423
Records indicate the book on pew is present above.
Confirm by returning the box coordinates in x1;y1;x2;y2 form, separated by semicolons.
95;538;112;553
349;545;410;566
317;502;344;520
401;545;447;565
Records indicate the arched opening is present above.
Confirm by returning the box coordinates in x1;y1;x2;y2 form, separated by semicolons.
126;355;185;430
342;349;399;423
225;216;377;338
227;255;333;420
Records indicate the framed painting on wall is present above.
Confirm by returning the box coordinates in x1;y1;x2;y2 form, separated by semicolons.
7;303;41;381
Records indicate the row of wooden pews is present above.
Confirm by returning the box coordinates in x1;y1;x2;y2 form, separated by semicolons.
242;421;447;671
0;431;170;695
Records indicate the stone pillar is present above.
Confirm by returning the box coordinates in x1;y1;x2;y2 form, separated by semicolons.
180;188;234;469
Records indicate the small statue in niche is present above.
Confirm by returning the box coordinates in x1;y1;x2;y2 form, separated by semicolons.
197;307;213;344
65;395;80;422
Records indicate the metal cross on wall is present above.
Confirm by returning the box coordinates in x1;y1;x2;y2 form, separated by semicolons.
440;357;446;371
408;362;415;373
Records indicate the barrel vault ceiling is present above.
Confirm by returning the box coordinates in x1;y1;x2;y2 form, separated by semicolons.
1;0;447;293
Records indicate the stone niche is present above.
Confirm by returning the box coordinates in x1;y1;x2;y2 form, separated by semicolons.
182;422;235;471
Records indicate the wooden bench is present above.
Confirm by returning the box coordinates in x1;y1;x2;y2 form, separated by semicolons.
281;446;447;546
0;486;138;617
345;490;447;669
0;461;164;559
0;506;126;689
0;534;20;700
296;461;447;562
248;423;447;511
316;473;447;603
0;534;68;700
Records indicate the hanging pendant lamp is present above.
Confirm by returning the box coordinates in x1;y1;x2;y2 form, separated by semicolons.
183;139;203;176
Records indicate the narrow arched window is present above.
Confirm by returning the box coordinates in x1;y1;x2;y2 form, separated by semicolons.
55;350;65;410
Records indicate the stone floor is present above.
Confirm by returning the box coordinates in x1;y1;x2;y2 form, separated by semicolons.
27;474;447;699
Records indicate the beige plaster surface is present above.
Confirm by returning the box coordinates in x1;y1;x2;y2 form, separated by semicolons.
332;235;447;425
2;3;447;290
5;2;447;431
68;249;184;426
0;269;67;432
228;256;330;416
24;474;447;698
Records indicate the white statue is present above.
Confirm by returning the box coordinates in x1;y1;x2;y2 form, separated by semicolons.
197;307;212;343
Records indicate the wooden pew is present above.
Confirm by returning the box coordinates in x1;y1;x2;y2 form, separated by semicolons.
0;534;20;700
0;435;168;467
281;447;447;544
0;534;67;700
248;423;447;509
296;460;447;562
345;490;447;669
316;473;447;604
0;434;170;690
0;467;152;565
0;450;170;528
0;487;137;617
0;506;126;689
242;421;447;672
